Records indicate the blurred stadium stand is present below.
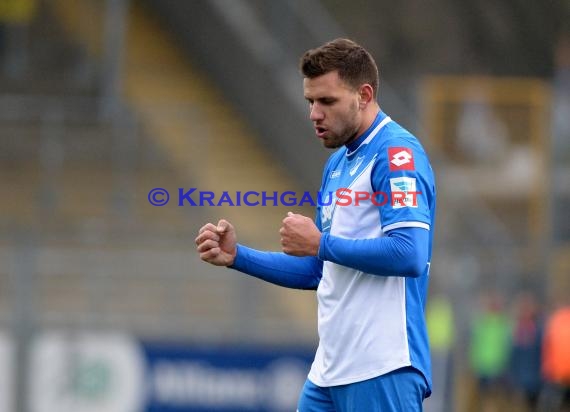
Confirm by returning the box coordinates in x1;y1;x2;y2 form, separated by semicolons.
0;0;568;411
0;0;318;345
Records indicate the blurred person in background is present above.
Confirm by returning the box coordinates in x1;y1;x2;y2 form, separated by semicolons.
195;38;436;412
508;290;544;411
468;291;511;412
425;293;455;412
538;294;570;412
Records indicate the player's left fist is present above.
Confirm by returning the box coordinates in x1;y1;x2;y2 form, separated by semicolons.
280;212;321;256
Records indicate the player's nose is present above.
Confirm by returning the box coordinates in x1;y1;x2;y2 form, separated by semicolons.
309;104;324;121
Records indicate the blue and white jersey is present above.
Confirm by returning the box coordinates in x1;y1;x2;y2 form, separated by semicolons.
308;111;436;388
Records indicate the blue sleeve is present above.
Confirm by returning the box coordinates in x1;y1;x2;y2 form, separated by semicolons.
373;141;435;230
318;226;429;277
230;244;323;289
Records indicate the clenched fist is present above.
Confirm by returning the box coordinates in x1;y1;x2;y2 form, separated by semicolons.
280;212;321;256
195;219;237;266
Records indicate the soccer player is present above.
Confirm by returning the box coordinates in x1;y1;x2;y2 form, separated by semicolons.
195;38;436;412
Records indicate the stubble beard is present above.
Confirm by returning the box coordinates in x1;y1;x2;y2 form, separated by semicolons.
324;103;360;149
323;118;360;149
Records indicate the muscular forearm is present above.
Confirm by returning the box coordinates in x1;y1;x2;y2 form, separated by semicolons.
230;244;323;289
318;227;429;277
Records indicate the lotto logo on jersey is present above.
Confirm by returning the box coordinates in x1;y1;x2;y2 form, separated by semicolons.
388;147;415;171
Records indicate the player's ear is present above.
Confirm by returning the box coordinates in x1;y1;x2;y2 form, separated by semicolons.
358;84;374;108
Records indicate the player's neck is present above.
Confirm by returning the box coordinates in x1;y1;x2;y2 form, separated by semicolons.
356;105;381;138
357;105;381;138
345;107;383;152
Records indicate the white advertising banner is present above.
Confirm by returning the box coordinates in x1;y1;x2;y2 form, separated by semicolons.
29;332;145;412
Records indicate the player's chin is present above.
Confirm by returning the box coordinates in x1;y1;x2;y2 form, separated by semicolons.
322;139;342;149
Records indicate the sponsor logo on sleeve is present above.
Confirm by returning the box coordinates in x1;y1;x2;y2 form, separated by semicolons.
390;177;419;208
388;147;415;171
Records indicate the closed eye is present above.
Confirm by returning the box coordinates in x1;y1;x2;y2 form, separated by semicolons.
319;98;336;105
306;97;337;106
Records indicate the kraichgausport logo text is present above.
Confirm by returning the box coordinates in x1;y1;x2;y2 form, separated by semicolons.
147;187;421;208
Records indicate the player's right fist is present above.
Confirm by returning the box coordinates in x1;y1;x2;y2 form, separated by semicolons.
195;219;237;266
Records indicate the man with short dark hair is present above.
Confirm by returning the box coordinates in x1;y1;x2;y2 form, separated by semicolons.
196;38;436;411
